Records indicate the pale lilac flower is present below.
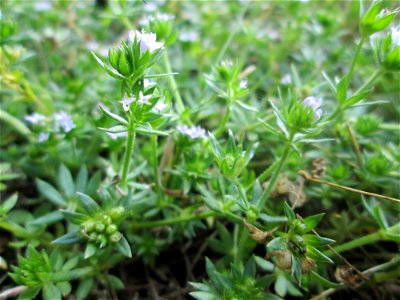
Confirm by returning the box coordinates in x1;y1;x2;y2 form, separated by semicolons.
391;26;400;47
176;125;207;140
280;74;292;85
86;41;108;57
137;91;152;106
267;30;280;40
34;1;52;11
24;113;46;125
120;95;135;111
129;30;163;54
106;132;128;140
37;132;50;142
303;96;323;120
151;101;167;113
179;30;199;42
53;111;76;133
144;79;156;88
239;80;248;89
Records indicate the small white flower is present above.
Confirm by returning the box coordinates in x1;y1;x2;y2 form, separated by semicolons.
144;79;156;88
239;80;248;89
24;113;46;125
34;0;52;11
37;132;50;142
391;26;400;47
53;111;76;133
179;30;199;42
151;101;167;113
137;91;152;106
129;30;163;54
280;74;292;85
120;95;135;111
303;96;323;120
86;41;108;57
106;132;128;140
176;125;207;140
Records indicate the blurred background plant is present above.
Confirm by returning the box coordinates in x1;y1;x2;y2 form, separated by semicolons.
0;0;399;299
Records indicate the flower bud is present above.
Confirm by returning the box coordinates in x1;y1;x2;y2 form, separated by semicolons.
360;3;396;38
109;206;125;220
106;224;118;235
89;232;98;241
110;232;123;243
102;215;112;225
83;221;95;232
95;222;105;233
118;53;132;76
97;234;107;248
108;47;121;70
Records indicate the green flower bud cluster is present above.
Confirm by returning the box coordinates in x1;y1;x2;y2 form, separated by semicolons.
359;1;397;38
209;131;258;179
106;31;163;80
81;207;125;248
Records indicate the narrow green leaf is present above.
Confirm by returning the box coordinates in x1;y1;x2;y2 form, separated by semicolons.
116;236;132;257
76;192;100;215
61;210;88;224
52;231;83;245
76;166;88;193
303;213;325;232
304;234;335;247
29;211;64;227
84;243;97;259
17;287;41;300
310;271;342;288
36;179;66;206
1;193;18;212
76;278;94;300
43;283;62;300
98;104;128;125
283;202;295;223
307;246;333;263
336;75;348;103
58;164;75;197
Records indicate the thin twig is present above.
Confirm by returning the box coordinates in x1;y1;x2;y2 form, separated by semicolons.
299;171;400;203
346;122;362;168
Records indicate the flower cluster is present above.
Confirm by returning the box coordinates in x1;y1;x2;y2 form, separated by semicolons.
120;91;152;112
129;29;164;55
176;125;207;140
24;111;76;142
81;207;124;248
303;96;323;120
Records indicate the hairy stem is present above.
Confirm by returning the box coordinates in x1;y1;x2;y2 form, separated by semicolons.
120;122;136;189
214;105;231;137
257;143;292;210
347;37;366;87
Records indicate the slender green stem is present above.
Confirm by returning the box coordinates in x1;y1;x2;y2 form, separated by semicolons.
214;105;231;137
324;225;399;257
151;135;162;200
120;122;136;188
131;210;217;229
257;143;292;210
162;49;186;116
234;177;249;209
355;69;384;94
347;37;366;87
326;230;382;256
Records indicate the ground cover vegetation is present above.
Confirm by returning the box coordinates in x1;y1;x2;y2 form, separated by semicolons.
0;0;399;299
